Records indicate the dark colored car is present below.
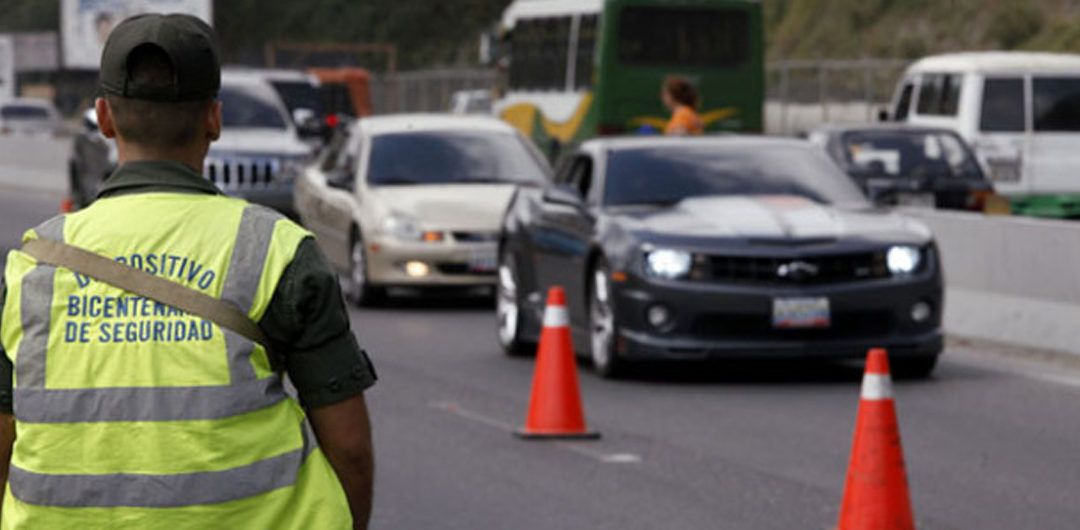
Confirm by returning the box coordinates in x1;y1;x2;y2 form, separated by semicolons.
807;124;994;211
496;136;944;378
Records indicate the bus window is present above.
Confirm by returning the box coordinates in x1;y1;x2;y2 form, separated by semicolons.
574;15;598;90
1033;77;1080;131
617;7;748;67
510;17;571;91
894;83;914;121
980;78;1025;132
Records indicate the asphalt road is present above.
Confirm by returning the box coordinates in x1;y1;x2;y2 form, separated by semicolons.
2;180;1079;529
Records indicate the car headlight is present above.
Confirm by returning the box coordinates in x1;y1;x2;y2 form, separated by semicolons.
887;246;922;275
644;249;693;279
382;212;423;241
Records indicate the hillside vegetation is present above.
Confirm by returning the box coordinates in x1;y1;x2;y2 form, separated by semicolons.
765;0;1080;60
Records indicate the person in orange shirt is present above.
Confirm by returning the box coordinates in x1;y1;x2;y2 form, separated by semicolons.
662;76;704;136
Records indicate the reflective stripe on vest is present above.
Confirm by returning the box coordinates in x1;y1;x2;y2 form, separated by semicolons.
12;207;285;423
8;421;317;508
6;202;317;510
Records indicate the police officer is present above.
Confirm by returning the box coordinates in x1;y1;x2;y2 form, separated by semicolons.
0;14;375;528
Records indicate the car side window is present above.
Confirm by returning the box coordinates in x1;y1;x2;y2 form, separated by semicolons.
567;155;594;199
981;77;1025;132
894;82;914;121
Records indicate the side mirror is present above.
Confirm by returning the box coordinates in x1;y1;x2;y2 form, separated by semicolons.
326;170;353;191
542;184;585;208
292;108;322;135
83;108;99;132
877;108;890;122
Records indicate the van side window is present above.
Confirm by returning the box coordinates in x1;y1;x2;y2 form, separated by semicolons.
980;78;1025;132
1033;77;1080;132
916;74;961;116
894;83;914;121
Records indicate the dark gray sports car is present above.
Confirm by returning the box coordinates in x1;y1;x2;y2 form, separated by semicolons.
496;136;944;378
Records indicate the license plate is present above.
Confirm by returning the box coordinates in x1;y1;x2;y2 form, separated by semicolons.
896;192;935;208
468;248;497;273
772;297;830;329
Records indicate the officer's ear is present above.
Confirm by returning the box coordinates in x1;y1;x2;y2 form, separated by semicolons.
95;98;118;140
206;100;222;142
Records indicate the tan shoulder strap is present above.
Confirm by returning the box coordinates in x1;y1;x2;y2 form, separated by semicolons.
22;238;273;353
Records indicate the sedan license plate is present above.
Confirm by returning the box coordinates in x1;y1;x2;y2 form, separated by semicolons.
468;249;497;273
896;192;936;208
772;297;830;329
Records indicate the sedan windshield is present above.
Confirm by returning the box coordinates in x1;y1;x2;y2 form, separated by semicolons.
368;131;549;185
219;86;288;129
605;143;868;206
841;130;984;180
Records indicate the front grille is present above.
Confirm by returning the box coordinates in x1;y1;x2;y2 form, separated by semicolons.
691;311;896;341
204;156;287;191
694;252;889;285
452;232;498;243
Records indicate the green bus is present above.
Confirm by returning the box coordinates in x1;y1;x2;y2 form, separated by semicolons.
488;0;764;156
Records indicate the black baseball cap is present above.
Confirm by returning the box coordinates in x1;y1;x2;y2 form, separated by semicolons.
99;13;221;102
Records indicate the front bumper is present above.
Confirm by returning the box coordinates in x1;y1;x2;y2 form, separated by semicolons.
611;272;944;362
366;238;497;287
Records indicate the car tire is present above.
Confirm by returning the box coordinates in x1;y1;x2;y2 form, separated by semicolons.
892;355;938;379
346;233;386;307
589;259;626;379
496;250;535;357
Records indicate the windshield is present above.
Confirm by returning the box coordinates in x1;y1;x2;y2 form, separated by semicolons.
604;144;868;207
1;105;50;120
219;86;288;129
841;130;984;180
618;7;748;67
368;131;549;186
1034;77;1080;132
271;80;324;118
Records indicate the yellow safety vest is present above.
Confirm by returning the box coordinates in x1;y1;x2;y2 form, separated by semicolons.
1;192;352;528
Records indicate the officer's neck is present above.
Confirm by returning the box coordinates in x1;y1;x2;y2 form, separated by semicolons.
116;141;207;174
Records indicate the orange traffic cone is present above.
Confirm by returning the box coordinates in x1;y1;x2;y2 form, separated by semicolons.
837;348;915;530
60;198;74;213
515;286;599;440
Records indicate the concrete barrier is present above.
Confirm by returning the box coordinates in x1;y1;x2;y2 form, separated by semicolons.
907;209;1080;355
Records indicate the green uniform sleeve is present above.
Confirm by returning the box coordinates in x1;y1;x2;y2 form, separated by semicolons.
0;280;11;414
259;238;376;409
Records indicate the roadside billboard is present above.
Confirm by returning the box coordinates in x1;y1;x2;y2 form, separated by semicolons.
61;0;212;69
0;36;14;99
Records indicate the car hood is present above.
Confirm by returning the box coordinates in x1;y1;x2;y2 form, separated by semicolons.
370;184;517;231
210;128;310;157
616;195;931;245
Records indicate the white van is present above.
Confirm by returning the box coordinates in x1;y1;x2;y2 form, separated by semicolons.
890;52;1080;217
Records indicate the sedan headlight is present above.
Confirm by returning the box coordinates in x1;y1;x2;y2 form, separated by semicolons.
644;249;693;279
382;212;422;241
886;246;922;276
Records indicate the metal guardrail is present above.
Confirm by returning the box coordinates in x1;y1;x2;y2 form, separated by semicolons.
366;60;913;132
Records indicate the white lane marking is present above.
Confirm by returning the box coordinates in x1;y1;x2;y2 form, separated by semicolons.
860;374;893;401
542;306;569;328
429;401;642;465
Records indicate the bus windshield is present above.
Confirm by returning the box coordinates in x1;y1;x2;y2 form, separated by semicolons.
617;6;749;67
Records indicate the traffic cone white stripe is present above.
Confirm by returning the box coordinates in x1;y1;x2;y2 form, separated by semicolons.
543;305;569;328
860;373;893;401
